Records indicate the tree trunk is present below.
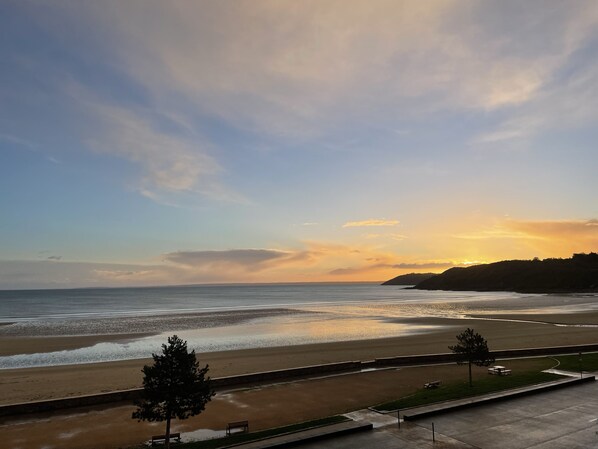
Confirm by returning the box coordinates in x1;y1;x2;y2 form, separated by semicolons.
468;361;472;387
165;414;171;449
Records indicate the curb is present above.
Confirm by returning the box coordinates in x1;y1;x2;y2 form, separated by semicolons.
220;421;373;449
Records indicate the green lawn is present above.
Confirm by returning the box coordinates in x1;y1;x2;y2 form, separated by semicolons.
554;352;598;372
169;415;349;449
373;371;562;412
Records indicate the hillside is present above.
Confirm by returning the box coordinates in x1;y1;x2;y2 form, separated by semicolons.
412;253;598;293
381;272;437;285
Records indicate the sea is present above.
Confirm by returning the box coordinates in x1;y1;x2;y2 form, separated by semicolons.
1;283;597;369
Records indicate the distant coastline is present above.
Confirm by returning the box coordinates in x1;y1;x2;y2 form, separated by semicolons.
384;253;598;293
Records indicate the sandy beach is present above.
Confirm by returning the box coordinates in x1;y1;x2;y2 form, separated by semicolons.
1;357;554;449
2;312;598;405
1;310;598;449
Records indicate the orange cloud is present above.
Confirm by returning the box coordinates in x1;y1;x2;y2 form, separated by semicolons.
343;219;400;228
449;218;598;260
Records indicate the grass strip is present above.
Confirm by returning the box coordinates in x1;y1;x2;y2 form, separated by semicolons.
374;371;562;412
177;415;349;449
554;352;598;372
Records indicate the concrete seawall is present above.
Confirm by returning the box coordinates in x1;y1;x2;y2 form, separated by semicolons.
2;343;598;417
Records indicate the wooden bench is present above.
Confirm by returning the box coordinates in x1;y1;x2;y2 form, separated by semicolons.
151;432;181;446
226;420;249;436
424;380;441;389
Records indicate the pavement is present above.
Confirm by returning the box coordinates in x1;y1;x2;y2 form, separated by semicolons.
402;375;592;420
221;420;373;449
414;378;598;449
229;370;598;449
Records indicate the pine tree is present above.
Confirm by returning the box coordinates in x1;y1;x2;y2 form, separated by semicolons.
132;335;214;448
449;328;494;387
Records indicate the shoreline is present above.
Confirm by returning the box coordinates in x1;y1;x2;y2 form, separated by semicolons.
0;333;157;356
2;312;598;405
4;308;598;357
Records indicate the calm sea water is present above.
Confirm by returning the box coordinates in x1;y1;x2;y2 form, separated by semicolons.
0;282;520;322
1;283;596;369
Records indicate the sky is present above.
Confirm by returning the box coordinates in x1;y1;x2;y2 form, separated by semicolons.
1;0;598;289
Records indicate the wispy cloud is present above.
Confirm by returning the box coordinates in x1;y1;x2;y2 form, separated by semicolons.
506;219;598;241
164;249;291;271
388;261;455;269
84;100;227;199
52;1;597;146
453;226;540;241
329;260;454;276
0;133;37;149
365;233;407;241
453;218;598;257
473;3;598;147
343;219;400;228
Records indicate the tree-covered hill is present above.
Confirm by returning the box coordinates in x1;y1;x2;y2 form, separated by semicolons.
394;253;598;293
381;272;437;285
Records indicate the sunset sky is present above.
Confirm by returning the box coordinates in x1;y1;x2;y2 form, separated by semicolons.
1;1;597;289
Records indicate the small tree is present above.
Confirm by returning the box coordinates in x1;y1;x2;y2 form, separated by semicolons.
449;328;494;387
133;335;214;448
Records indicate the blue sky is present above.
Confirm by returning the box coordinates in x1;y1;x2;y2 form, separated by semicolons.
1;1;597;289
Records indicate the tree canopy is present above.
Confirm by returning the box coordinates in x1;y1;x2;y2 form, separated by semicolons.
132;335;214;448
449;328;494;387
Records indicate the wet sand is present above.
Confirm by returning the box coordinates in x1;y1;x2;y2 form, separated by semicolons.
0;333;154;356
1;310;597;449
2;313;598;405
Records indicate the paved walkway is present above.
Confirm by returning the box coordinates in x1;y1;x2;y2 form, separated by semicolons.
223;420;373;449
212;371;595;449
285;373;598;448
402;375;593;420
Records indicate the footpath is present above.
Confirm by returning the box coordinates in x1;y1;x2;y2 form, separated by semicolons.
219;420;373;449
226;372;594;448
401;374;594;420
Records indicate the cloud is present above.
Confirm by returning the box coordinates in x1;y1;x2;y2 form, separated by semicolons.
457;219;598;242
472;3;598;146
453;226;540;240
46;255;62;261
343;219;400;228
329;260;454;276
44;0;597;148
0;133;37;149
93;269;156;280
365;233;407;241
388;262;455;269
9;1;598;214
0;260;171;290
452;218;598;258
0;239;472;288
505;219;598;241
164;249;291;271
82;99;243;202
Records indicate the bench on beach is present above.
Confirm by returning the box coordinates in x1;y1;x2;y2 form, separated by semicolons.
151;432;181;446
424;380;441;389
227;420;249;436
488;365;512;376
